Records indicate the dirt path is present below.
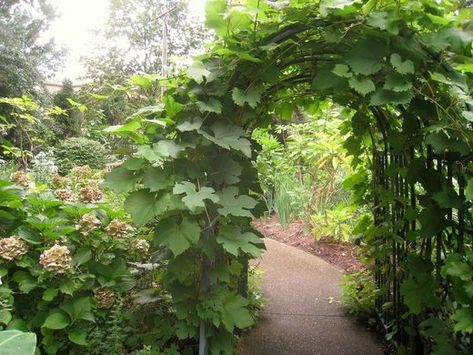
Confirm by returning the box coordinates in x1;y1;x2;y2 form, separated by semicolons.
238;238;385;355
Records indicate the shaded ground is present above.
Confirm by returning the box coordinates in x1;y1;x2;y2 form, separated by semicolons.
238;238;385;355
254;215;364;273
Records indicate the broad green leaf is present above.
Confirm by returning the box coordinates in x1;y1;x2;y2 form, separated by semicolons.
345;39;387;75
155;217;201;256
383;73;413;92
42;288;58;302
217;225;262;257
390;53;415;75
217;187;257;218
164;96;184;118
452;308;473;333
173;181;219;212
68;329;87;346
197;98;222;114
443;254;473;281
312;65;346;90
129;74;157;89
60;297;94;323
187;61;211;84
199;122;251;157
125;189;159;226
0;330;36;355
366;11;399;35
42;310;70;330
433;187;462;209
221;294;253;332
155;140;186;159
332;64;352;78
142;166;173;192
232;87;261;109
0;310;12;325
212;155;242;184
348;76;375;95
176;117;203;132
103;166;141;193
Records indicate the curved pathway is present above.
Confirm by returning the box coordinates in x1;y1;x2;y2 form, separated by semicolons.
238;238;385;355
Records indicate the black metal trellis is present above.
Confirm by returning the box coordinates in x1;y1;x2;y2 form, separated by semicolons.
373;148;473;352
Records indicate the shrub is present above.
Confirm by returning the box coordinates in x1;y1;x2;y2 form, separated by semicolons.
0;179;165;354
54;138;108;174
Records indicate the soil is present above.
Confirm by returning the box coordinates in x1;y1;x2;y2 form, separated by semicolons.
253;215;364;273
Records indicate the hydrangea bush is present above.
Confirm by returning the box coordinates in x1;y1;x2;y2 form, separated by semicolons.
0;178;165;354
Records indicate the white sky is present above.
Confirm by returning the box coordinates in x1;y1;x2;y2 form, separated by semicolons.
45;0;207;83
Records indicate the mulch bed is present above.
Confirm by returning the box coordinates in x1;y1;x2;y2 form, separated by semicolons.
253;215;364;273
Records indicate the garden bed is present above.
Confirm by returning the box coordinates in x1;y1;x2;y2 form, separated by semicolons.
254;215;364;273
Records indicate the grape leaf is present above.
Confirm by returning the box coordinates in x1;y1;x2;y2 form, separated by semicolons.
370;89;413;105
221;294;253;332
155;217;201;256
452;308;473;333
390;53;415;75
232;87;261;109
197;98;222;114
345;39;387;75
187;61;211;84
383;72;413;92
332;64;352;78
211;154;242;184
217;186;257;218
103;166;140;193
176;117;203;132
199;122;251;157
366;11;399;35
173;181;219;212
217;225;262;257
348;76;375;95
142;166;173;192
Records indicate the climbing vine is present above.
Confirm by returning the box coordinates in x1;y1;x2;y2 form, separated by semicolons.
105;0;472;353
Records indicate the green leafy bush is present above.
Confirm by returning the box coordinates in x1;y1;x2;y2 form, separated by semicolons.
311;204;356;242
54;138;108;174
0;179;165;354
340;269;378;320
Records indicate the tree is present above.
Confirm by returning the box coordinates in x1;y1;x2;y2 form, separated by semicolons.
0;0;63;100
51;79;80;140
84;0;208;83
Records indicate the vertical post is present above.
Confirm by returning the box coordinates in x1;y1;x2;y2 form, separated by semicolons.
161;0;168;98
199;229;211;355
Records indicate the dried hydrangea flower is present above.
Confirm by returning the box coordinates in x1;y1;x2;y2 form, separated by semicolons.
39;244;72;274
130;239;150;255
106;219;133;238
93;287;116;309
76;212;101;236
79;185;103;203
52;174;70;188
0;236;28;261
55;188;75;201
10;171;29;188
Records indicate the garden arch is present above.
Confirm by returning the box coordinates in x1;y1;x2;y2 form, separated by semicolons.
106;1;473;353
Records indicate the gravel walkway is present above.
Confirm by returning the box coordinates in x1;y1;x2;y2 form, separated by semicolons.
238;238;385;355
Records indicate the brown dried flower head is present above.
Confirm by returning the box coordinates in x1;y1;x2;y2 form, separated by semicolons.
130;239;150;255
93;287;116;309
10;171;29;188
55;188;75;201
0;236;28;261
39;244;72;274
106;219;133;238
52;174;70;188
77;213;101;235
79;185;103;203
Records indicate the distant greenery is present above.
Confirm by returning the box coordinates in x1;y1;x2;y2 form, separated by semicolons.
54;137;108;174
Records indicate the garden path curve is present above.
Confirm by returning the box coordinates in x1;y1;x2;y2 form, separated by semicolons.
238;238;384;355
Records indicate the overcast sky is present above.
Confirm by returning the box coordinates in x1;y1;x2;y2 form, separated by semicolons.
45;0;207;83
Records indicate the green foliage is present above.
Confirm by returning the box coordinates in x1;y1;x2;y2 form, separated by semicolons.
0;330;36;355
54;138;108;174
340;269;378;319
311;204;356;242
